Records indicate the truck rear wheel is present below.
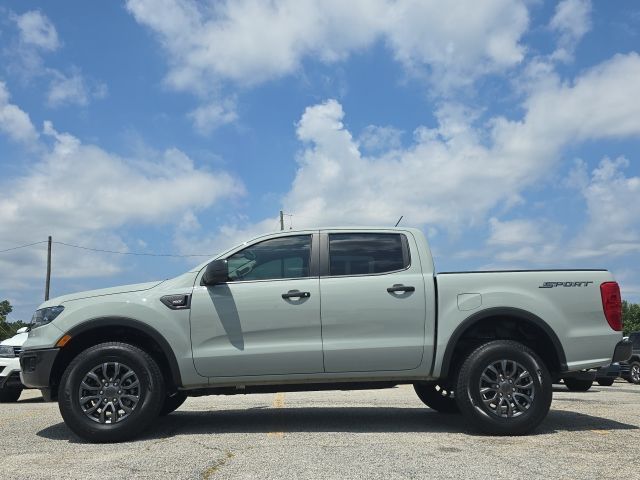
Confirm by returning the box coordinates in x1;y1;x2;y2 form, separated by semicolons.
413;383;459;413
563;378;592;391
596;378;614;387
58;342;165;442
455;340;552;435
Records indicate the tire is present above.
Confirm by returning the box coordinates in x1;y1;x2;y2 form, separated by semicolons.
159;391;188;416
563;378;592;391
597;378;615;387
58;342;165;443
455;340;552;436
628;361;640;385
414;383;459;413
0;387;22;402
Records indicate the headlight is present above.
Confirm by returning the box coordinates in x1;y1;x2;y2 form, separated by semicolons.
0;345;15;358
30;306;65;329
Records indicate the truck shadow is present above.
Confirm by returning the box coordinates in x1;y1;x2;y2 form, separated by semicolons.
37;406;638;443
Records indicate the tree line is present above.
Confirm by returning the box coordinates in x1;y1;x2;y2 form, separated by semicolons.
0;300;28;341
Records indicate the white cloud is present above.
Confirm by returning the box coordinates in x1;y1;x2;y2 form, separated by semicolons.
170;51;640;261
14;10;60;51
46;69;108;107
126;0;529;95
481;157;640;267
0;81;38;143
6;10;106;109
188;99;238;134
572;157;640;258
550;0;592;62
487;218;544;246
279;54;640;232
0;118;244;285
385;0;528;90
358;125;403;153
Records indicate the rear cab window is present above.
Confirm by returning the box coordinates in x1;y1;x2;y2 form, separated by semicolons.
328;233;410;276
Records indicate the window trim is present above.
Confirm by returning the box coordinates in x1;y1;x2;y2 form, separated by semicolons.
320;232;412;278
220;233;319;284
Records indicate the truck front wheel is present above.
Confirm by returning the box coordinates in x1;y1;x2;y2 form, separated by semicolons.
58;342;165;442
455;340;552;435
413;383;459;413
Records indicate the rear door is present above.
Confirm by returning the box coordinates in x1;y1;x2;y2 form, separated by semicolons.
319;230;427;372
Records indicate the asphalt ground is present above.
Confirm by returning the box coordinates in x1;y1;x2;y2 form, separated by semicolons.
0;380;638;479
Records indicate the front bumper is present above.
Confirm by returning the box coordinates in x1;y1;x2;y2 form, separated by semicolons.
612;340;632;363
0;371;23;389
19;348;59;389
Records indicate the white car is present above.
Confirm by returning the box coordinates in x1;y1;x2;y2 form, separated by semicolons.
0;328;29;402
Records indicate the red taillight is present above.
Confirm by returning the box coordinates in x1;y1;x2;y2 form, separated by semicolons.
600;281;622;331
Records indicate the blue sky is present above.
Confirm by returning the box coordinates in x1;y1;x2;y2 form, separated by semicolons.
1;0;639;321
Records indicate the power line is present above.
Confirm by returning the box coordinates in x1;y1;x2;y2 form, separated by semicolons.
53;241;213;257
0;239;213;257
0;240;48;253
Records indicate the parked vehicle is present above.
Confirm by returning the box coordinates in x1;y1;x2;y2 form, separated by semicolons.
595;363;621;386
561;363;621;391
19;228;630;442
0;328;29;402
620;332;640;384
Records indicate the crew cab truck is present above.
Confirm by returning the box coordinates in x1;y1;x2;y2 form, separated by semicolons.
19;228;631;442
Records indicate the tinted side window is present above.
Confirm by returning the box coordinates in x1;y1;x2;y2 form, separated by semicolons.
328;233;409;276
227;235;311;281
631;333;640;348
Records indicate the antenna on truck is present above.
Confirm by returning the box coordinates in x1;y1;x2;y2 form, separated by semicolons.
394;216;403;227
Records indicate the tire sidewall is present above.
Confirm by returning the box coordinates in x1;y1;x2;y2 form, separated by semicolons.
457;342;552;435
59;343;164;442
0;387;22;402
630;361;640;384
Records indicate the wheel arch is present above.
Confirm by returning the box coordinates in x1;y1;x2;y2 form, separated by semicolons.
439;307;568;380
50;317;182;398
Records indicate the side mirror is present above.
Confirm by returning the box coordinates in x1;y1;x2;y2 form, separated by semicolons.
16;327;30;334
202;259;229;286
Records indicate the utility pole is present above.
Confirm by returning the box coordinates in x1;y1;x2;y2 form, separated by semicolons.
279;210;284;231
45;236;52;301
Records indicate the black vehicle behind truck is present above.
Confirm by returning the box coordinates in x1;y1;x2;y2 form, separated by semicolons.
620;332;640;384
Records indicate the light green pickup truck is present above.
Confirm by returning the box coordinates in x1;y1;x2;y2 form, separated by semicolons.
20;227;631;442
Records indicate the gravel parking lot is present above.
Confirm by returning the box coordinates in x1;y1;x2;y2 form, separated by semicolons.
0;381;638;480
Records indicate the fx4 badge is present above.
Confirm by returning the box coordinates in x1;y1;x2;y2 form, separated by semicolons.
539;281;593;288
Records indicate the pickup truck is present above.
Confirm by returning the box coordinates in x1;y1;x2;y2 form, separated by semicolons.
19;227;631;442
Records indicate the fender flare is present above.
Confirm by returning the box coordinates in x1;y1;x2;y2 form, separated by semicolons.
64;316;182;387
439;307;568;378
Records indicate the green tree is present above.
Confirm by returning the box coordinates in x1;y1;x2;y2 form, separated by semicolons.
0;300;27;341
0;300;12;322
622;300;640;336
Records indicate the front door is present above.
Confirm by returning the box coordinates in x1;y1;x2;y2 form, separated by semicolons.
319;231;427;372
189;233;323;377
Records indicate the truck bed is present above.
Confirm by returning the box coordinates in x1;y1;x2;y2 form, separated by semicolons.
433;269;620;376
